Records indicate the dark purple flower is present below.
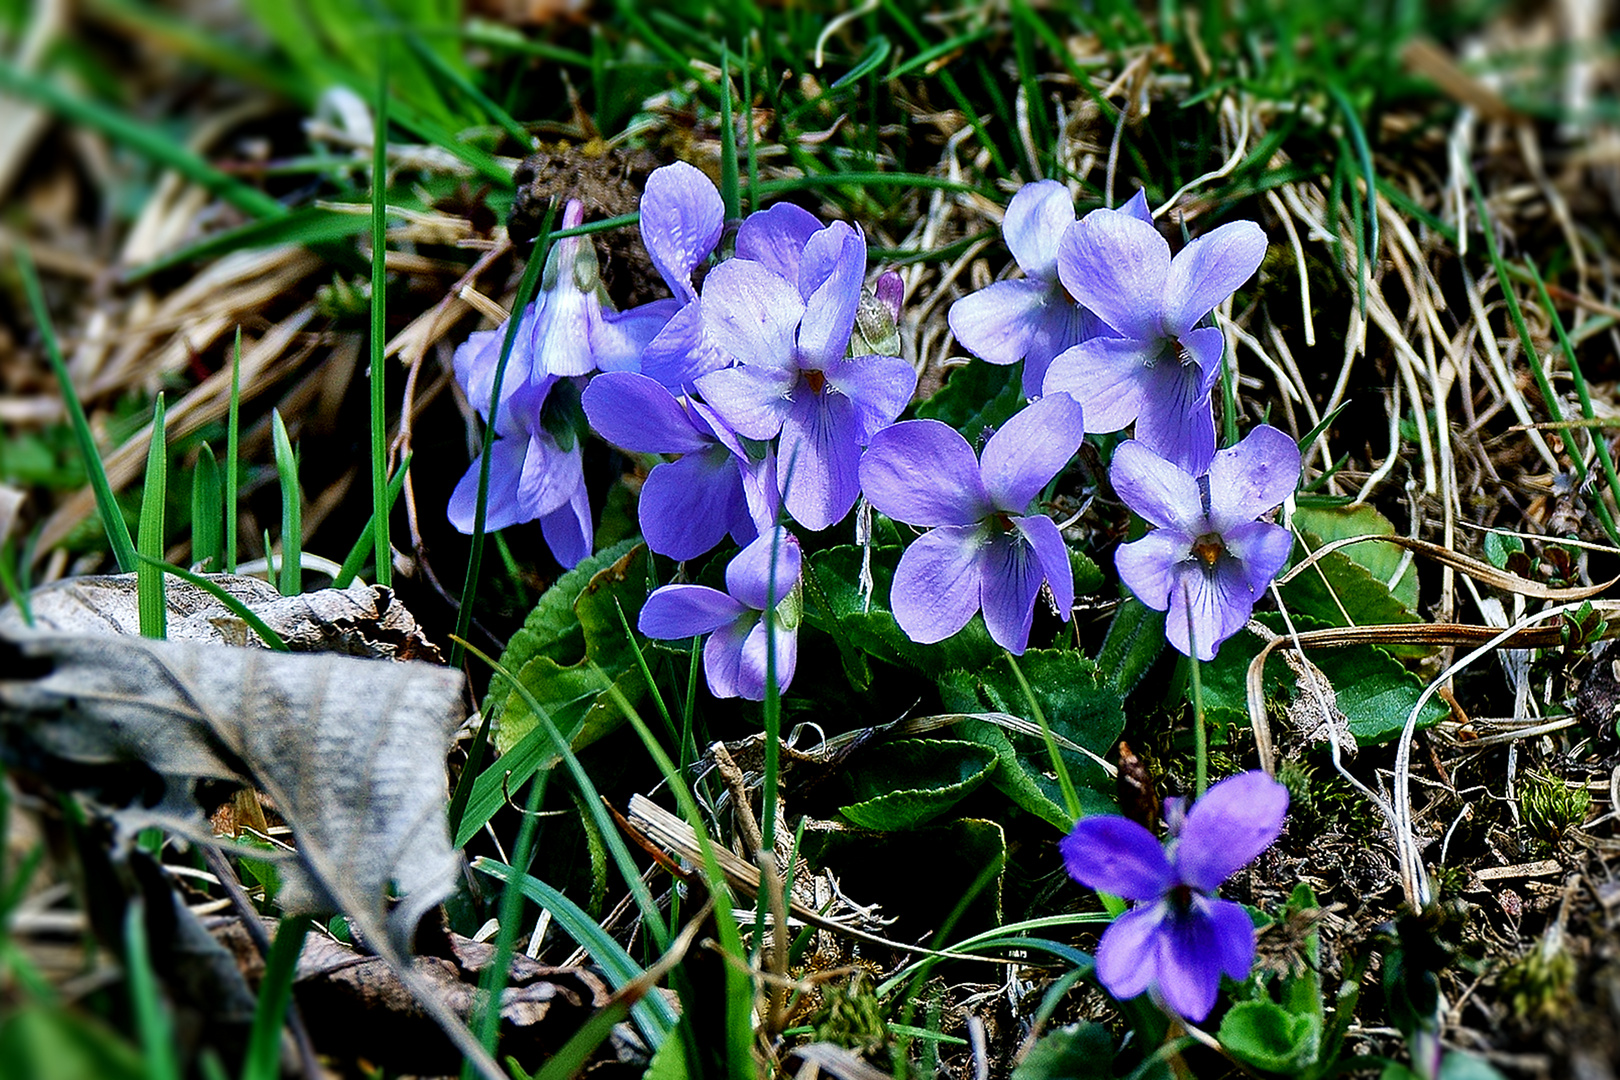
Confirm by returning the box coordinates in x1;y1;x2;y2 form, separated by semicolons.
949;183;1150;396
638;528;802;700
696;221;917;531
858;394;1084;653
447;373;592;568
581;371;773;560
1042;207;1267;473
1111;425;1298;660
1060;771;1289;1021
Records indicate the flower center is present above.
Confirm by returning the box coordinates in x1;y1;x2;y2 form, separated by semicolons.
1190;532;1226;569
804;369;827;394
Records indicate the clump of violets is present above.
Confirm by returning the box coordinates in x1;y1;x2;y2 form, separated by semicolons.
638;528;802;700
948;184;1151;396
1042;202;1267;474
858;393;1084;653
1111;424;1299;660
1060;771;1290;1021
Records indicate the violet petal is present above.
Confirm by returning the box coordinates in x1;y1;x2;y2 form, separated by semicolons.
1108;441;1205;534
1017;513;1074;624
694;362;798;441
735;615;797;701
822;354;917;444
890;523;988;645
1059;815;1175;900
725;528;801;612
1021;301;1095;397
859;419;991;527
1114;529;1186;612
797;222;866;366
978;532;1047;654
447;438;527;534
581;371;711;454
703;614;755;699
640;161;724;302
1163;561;1251;661
641;300;728;390
1176;771;1289;892
778;387;862;532
639;449;746;561
736;202;823;283
640;584;748;639
1057;211;1169;341
981;394;1085;513
1221;519;1294;597
1040;336;1156;434
1002;179;1075;282
947;279;1047;366
1204;896;1261;981
595;299;679;373
700;259;806;370
1133;357;1217;475
1155;907;1227;1021
539;480;593;569
1205;425;1300;532
1161;220;1268;338
1094;903;1166;1002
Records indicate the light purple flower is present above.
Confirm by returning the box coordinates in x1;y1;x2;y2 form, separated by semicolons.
1060;770;1289;1021
858;394;1083;654
1042;207;1267;473
949;184;1149;396
581;371;774;561
447;373;592;568
638;528;802;700
696;221;917;531
637;162;728;389
528;199;671;379
1111;425;1298;661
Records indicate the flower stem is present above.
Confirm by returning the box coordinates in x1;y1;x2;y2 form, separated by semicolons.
1184;592;1207;797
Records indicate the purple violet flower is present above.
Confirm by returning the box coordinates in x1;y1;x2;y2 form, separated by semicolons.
581;371;775;561
638;528;802;700
1060;770;1289;1021
447;371;592;568
695;221;917;532
858;394;1084;654
528;199;672;379
1042;207;1267;473
948;183;1150;396
637;162;727;389
1111;425;1299;661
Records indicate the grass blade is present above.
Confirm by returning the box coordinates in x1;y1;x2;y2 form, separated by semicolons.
134;555;290;651
124;900;180;1080
137;394;168;640
334;453;412;588
370;49;393;589
719;44;740;221
226;327;242;573
191;443;222;572
0;64;284;221
16;244;137;572
270;410;301;596
240;915;311;1080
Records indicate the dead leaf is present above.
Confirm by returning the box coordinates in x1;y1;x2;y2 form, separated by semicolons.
0;631;462;945
209;916;619;1074
2;573;442;661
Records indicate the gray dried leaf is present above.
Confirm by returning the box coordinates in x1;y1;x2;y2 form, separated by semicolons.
3;573;443;661
0;631;463;945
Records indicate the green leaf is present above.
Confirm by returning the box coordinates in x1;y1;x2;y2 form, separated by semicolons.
1094;597;1166;694
914;358;1025;435
806;546;999;677
482;538;642;725
1279;530;1423;655
137;395;167;640
1011;1023;1116;1080
837;739;997;830
190;444;221;572
1199;614;1446;745
1218;999;1321;1073
1070;547;1103;597
1290;503;1417;612
937;651;1123;821
493;543;653;755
